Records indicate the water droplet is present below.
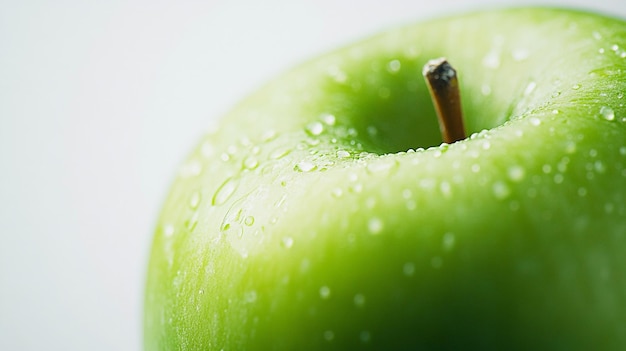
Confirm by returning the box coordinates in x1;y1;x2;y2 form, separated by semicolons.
185;212;199;231
524;81;537;96
353;294;366;307
618;93;624;99
405;200;416;211
529;117;541;126
620;146;626;155
378;87;391;99
481;84;492;96
262;129;277;142
492;181;511;200
512;48;529;61
348;183;363;194
270;146;292;159
403;262;415;276
305;121;324;136
244;216;255;226
163;224;175;238
431;256;443;269
327;65;347;83
319;286;331;299
482;50;501;69
212;177;239;205
565;141;577;154
242;156;259;170
179;159;203;178
360;331;371;343
320;113;336;126
366;159;398;175
600;106;615;121
244;290;258;303
542;164;552;174
552;109;560;115
481;140;491;150
281;236;294;249
594;160;606;173
599;48;605;54
188;191;201;209
323;330;335;341
331;187;343;198
553;173;564;184
337;150;350;158
368;217;384;235
439;181;452;198
507;165;525;182
572;83;581;90
442;232;456;251
387;59;401;73
295;161;317;172
593;31;602;40
589;149;598;158
471;164;481;173
201;141;215;158
198;289;204;295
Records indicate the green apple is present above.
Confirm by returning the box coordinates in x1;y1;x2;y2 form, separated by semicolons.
145;7;626;350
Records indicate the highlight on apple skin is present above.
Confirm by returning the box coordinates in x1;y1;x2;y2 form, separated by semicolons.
145;7;626;350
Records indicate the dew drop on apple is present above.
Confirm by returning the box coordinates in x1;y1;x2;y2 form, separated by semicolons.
572;83;581;90
163;224;175;238
323;330;335;341
594;160;606;173
511;48;529;61
439;181;452;198
442;232;456;251
305;121;324;136
403;262;415;276
243;290;258;304
366;159;398;175
492;181;511;200
507;165;525;182
270;146;292;160
188;191;201;210
481;84;492;96
281;236;294;249
242;156;259;170
212;177;239;205
185;212;199;231
431;256;443;269
524;81;537;96
244;216;255;226
387;59;401;73
529;117;541;126
331;187;343;198
551;172;565;184
294;161;317;172
353;293;366;307
337;150;350;158
179;159;203;178
319;286;331;299
360;331;371;343
600;106;615;121
368;217;384;235
320;113;336;126
619;146;626;156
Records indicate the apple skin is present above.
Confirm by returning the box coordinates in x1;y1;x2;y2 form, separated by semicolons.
145;7;626;350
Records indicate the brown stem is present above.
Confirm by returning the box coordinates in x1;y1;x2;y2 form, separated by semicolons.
422;57;466;144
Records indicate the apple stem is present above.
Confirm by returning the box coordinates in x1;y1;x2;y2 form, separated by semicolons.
422;58;466;144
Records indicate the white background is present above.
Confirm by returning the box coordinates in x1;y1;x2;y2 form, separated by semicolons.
1;0;625;350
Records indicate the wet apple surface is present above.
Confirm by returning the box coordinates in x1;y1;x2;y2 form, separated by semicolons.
145;8;626;350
